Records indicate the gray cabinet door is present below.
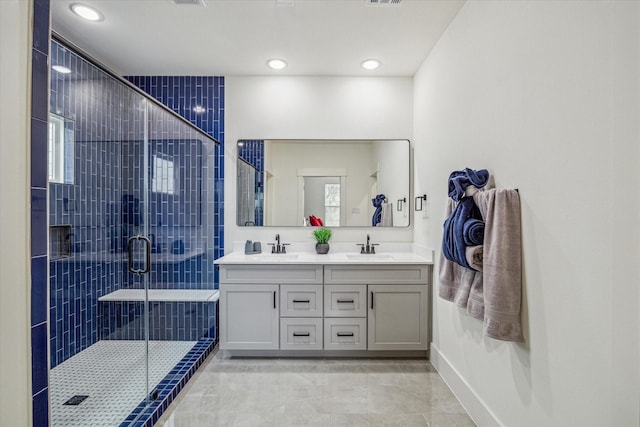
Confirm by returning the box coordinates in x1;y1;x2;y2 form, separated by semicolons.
220;284;279;350
368;284;428;350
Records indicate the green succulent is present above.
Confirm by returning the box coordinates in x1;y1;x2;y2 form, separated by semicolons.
312;228;332;244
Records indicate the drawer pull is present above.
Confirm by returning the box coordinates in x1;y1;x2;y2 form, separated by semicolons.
293;332;311;337
337;299;354;303
292;299;310;303
337;332;354;337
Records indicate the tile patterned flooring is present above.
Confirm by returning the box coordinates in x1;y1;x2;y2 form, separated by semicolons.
155;350;476;427
50;340;196;426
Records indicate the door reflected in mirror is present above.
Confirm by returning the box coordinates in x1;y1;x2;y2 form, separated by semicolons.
236;139;410;227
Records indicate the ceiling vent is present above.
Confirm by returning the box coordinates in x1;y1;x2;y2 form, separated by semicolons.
366;0;402;5
170;0;206;6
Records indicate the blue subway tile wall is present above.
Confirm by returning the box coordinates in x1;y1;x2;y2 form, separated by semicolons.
48;42;220;374
238;140;264;171
31;0;50;425
125;76;225;283
101;301;216;341
32;388;49;427
49;41;143;367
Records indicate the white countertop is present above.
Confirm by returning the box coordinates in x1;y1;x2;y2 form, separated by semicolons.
215;243;433;265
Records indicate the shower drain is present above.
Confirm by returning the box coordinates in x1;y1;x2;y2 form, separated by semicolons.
63;395;89;406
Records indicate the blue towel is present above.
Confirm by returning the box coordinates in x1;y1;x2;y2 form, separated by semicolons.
442;197;483;270
463;218;485;246
448;168;490;202
372;194;386;226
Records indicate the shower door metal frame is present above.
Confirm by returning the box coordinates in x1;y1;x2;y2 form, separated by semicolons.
124;99;153;421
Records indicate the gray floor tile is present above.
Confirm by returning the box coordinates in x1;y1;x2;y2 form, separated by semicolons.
156;350;476;427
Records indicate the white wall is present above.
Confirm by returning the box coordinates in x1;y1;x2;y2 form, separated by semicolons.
268;140;371;226
413;1;639;426
225;76;414;249
0;0;33;425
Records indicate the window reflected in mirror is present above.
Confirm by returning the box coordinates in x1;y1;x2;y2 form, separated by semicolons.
48;113;74;185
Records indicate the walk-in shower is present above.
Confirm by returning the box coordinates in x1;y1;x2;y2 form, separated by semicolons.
47;39;220;426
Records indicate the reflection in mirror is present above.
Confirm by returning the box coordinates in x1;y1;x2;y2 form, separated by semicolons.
237;139;410;227
303;176;342;226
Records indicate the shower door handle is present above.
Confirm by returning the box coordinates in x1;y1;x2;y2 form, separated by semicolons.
140;236;151;274
127;235;152;274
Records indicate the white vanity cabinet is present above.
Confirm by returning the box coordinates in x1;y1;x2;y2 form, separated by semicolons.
219;284;279;350
368;284;429;350
219;265;323;351
218;261;431;354
325;265;430;351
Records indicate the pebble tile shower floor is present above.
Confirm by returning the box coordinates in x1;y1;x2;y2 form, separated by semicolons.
50;340;196;426
156;351;476;427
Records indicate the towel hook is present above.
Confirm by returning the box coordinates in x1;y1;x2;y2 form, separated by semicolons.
396;197;407;211
414;194;427;211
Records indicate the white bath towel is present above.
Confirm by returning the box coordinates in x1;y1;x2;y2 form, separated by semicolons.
380;203;393;227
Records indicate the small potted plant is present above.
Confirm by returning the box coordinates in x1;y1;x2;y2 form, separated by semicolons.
313;227;332;254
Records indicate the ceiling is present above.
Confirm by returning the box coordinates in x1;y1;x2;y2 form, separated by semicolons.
51;0;465;77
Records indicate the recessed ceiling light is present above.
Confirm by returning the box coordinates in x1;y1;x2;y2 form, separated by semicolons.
193;105;206;114
237;141;245;147
70;3;104;22
361;59;381;70
52;65;72;74
267;59;288;70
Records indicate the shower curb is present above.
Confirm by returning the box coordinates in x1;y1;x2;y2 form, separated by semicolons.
119;337;216;427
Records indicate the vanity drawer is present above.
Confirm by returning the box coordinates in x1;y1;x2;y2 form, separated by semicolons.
323;318;366;350
219;265;323;284
324;265;431;285
280;285;323;317
324;285;367;317
280;318;323;350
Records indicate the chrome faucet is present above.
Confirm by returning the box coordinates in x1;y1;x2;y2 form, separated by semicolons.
269;234;289;254
357;234;379;254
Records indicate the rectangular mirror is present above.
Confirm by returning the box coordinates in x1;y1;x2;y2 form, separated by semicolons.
236;139;410;227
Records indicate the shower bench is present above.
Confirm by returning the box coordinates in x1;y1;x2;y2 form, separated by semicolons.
98;289;219;303
98;289;219;342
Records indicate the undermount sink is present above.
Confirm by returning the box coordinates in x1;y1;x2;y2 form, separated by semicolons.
346;254;395;261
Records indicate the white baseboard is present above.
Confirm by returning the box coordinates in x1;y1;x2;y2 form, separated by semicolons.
430;343;503;427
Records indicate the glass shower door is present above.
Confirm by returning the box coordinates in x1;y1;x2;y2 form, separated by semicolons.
48;40;151;427
143;98;217;339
